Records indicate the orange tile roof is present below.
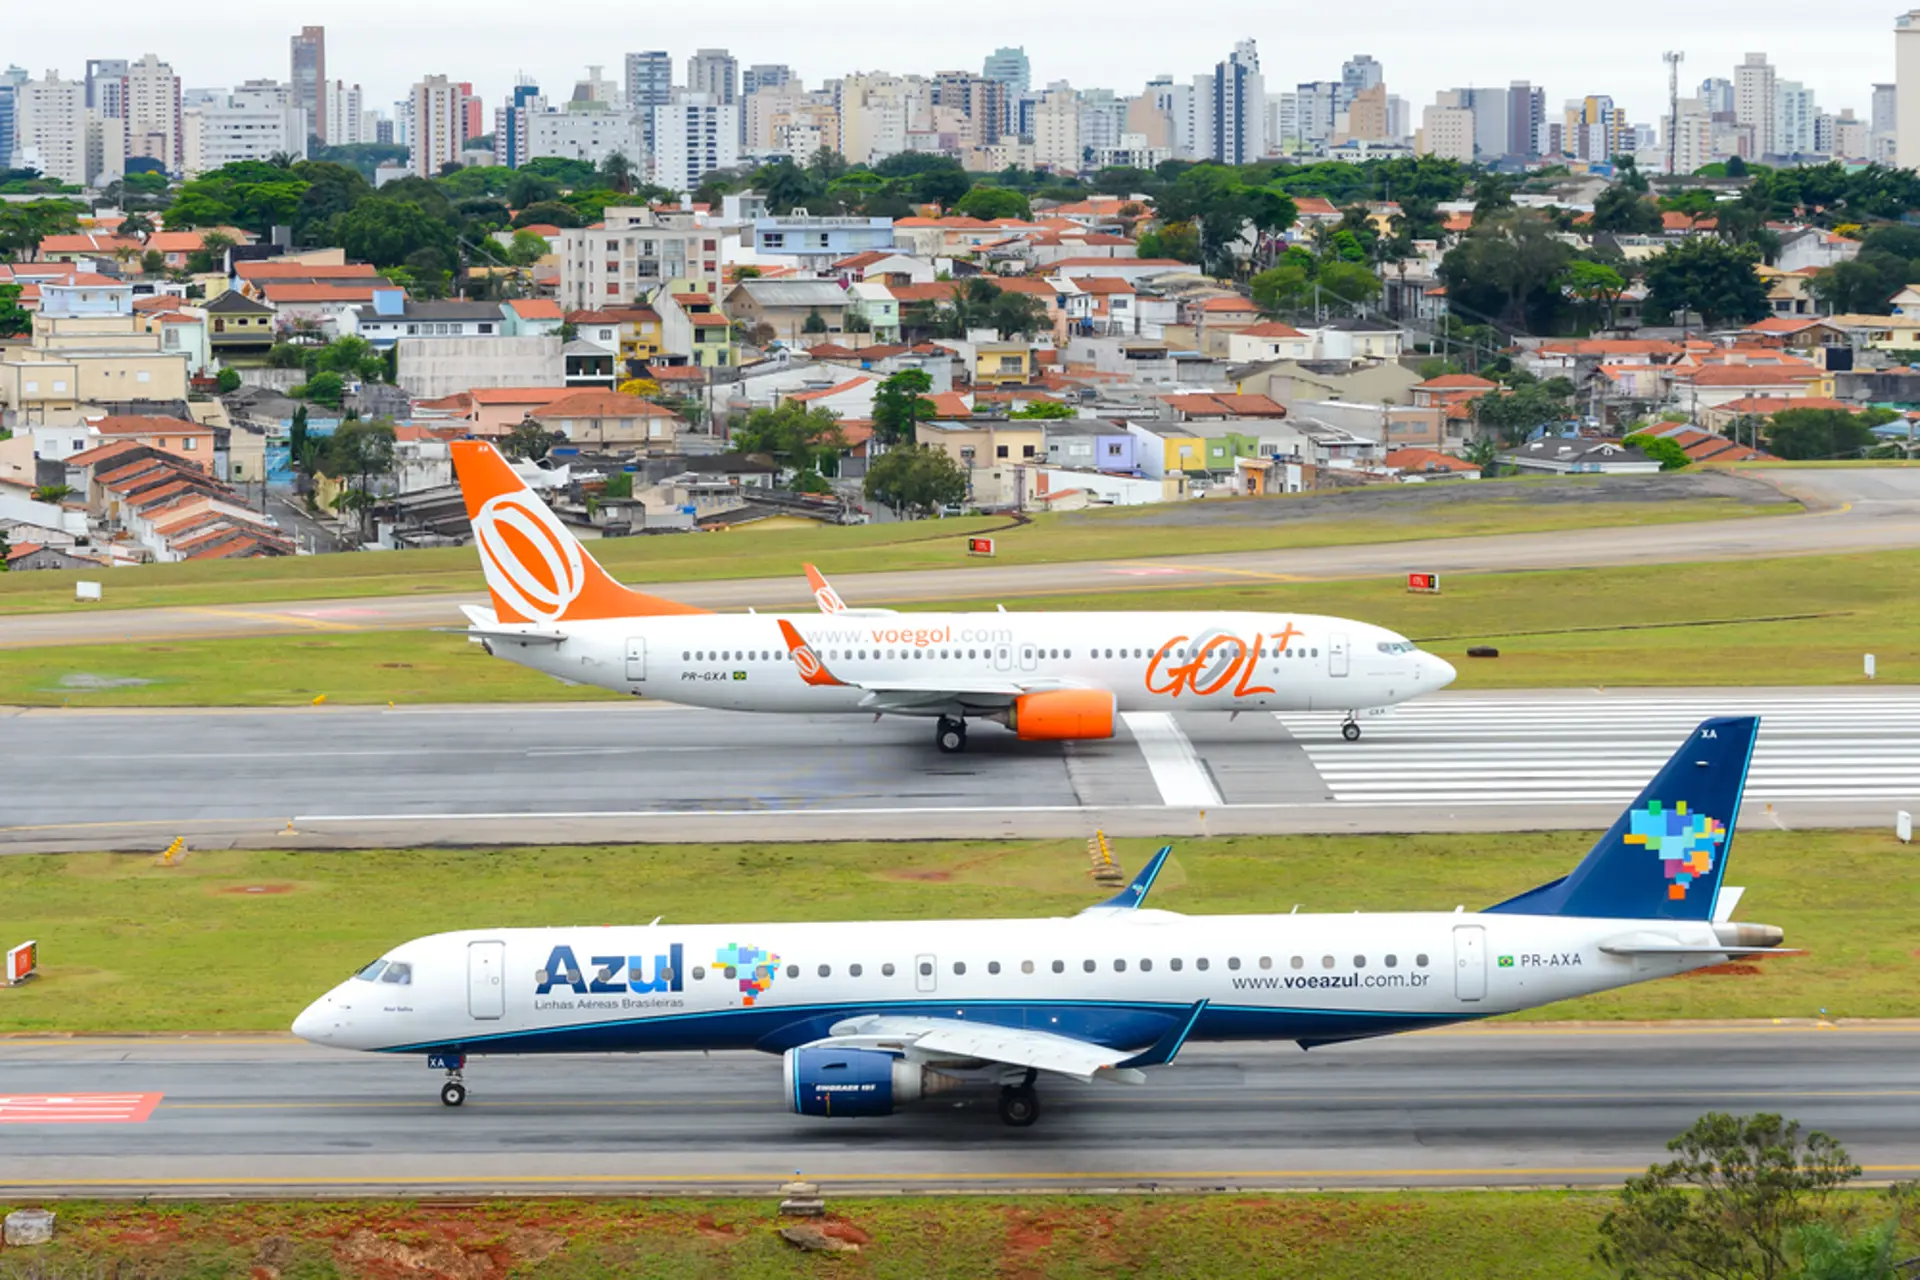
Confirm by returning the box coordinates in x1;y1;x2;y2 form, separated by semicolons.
236;261;382;280
1416;373;1497;390
1663;211;1718;231
466;386;575;406
37;233;143;255
506;299;564;319
1046;257;1188;269
1237;321;1307;339
261;283;392;303
1293;197;1340;217
788;377;875;402
531;390;679;419
1069;277;1136;295
1386;448;1478;473
1675;365;1823;387
1160;392;1287;418
926;392;973;417
89;414;210;436
1712;395;1851;414
1197;295;1259;313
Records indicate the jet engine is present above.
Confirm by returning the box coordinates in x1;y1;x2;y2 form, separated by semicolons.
782;1046;960;1117
993;689;1117;742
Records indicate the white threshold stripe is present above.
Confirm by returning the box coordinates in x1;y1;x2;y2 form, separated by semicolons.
1120;712;1224;808
1302;750;1920;762
1315;777;1920;792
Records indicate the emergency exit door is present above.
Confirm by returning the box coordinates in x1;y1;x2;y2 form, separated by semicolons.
626;637;647;682
468;941;505;1020
1453;925;1486;1002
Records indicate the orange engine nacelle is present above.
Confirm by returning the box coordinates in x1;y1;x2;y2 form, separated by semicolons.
1009;689;1117;742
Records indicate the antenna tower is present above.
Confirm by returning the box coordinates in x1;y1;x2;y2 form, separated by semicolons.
1663;51;1685;175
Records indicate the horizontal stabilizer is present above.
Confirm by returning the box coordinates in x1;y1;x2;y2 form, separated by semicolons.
1598;943;1802;957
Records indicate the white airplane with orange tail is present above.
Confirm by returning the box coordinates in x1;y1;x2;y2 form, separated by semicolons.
450;441;1456;753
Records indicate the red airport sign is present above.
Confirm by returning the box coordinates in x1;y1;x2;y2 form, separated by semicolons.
968;537;996;557
1407;572;1441;594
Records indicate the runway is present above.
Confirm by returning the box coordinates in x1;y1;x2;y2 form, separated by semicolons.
1;1023;1914;1196
2;689;1914;852
3;468;1917;650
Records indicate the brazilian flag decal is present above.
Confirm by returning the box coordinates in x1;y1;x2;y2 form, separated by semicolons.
1497;955;1515;968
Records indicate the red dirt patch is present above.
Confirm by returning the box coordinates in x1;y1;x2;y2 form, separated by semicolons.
694;1214;743;1241
1685;962;1764;977
218;883;296;895
820;1219;872;1246
887;869;953;881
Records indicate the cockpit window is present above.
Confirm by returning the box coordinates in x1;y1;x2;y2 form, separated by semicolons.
378;962;412;985
354;960;387;982
1377;641;1418;654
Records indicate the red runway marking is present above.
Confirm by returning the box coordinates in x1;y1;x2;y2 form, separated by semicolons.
0;1093;163;1124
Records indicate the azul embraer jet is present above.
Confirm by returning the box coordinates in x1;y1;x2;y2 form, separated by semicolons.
293;717;1783;1126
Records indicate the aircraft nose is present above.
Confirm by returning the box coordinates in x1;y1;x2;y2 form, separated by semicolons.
1424;653;1457;688
291;993;339;1044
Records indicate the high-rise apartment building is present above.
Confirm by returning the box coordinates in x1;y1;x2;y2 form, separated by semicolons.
1341;54;1383;103
651;92;738;195
290;26;324;142
497;79;544;167
1077;88;1126;155
740;65;793;143
1033;86;1081;171
1344;84;1390;142
184;82;305;177
1871;82;1897;164
122;53;183;172
1775;81;1818;156
456;83;483;146
1699;77;1735;116
1419;90;1475;162
1664;97;1715;175
1452;86;1507;158
836;72;927;165
554;206;716;309
981;47;1031;96
686;50;738;109
11;71;88;185
324;81;365;145
409;75;464;177
1898;13;1920;170
933;71;1007;149
0;84;14;173
84;59;127;117
625;51;673;155
1734;53;1777;158
525;107;646;169
1506;81;1545;158
1212;39;1266;164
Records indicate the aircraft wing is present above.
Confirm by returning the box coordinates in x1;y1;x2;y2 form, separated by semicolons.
817;1014;1143;1083
777;619;1070;711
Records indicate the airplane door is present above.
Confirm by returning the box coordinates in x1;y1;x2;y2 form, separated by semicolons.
1452;925;1486;1002
1018;644;1039;672
625;637;647;683
1328;633;1350;678
468;940;506;1020
993;642;1013;672
915;953;937;993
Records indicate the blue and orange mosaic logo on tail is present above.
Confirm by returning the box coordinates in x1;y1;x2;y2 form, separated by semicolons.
1624;801;1727;900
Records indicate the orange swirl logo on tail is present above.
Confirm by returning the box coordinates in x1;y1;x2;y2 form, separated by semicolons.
778;619;845;687
472;492;586;623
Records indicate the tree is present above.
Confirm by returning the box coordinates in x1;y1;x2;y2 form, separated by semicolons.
863;443;968;517
330;197;457;268
292;371;345;408
1589;184;1664;236
1809;252;1906;315
598;151;636;195
215;368;241;394
871;368;938;446
1764;408;1882;460
288;405;311;474
1136;222;1201;264
140;249;165;275
503;417;561;461
1474;381;1574;445
506;230;550;267
1643;238;1771;329
953;186;1031;221
0;283;29;338
730;399;846;480
1440;211;1576;331
1623;432;1691;470
120;211;156;240
1154;165;1297;277
1315;261;1383;308
316;417;397;537
1250;264;1311;314
1565;259;1630;329
0;200;82;261
31;483;74;503
801;308;829;336
1594;1112;1860;1280
1011;400;1077;419
989;290;1051;339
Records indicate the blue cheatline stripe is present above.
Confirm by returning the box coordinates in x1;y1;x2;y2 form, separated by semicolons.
1164;998;1207;1063
1706;717;1761;924
372;996;1466;1056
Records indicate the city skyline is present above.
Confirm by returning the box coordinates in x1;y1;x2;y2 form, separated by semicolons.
2;1;1903;133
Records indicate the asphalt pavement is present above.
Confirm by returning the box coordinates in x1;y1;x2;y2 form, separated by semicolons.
1;1023;1911;1196
2;689;1913;852
3;468;1917;650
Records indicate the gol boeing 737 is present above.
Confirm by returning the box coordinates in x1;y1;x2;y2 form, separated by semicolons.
293;717;1786;1126
447;440;1455;751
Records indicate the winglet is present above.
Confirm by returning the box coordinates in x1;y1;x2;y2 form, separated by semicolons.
1120;999;1208;1069
777;618;848;687
803;564;847;615
1095;844;1173;910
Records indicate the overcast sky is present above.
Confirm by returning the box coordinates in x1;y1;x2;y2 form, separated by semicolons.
5;3;1902;127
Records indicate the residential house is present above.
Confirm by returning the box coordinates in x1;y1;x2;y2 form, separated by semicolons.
1042;420;1138;473
1181;294;1263;357
201;290;278;355
567;307;666;371
263;281;404;339
84;414;218;472
1125;421;1209;481
529;389;684;454
233;258;378;299
0;292;192;421
1499;437;1661;475
915;417;1047;508
500;299;566;337
845;281;901;344
1647;423;1777;464
1698;394;1855;434
725;279;854;348
1773;227;1860;274
971;342;1038;387
1410;372;1496;433
780;375;881;419
344;298;502;348
1227;321;1314;364
1292;400;1449;452
1669;362;1830;411
1385;447;1481;480
562;340;617;389
1158;392;1287;421
1308;317;1406;360
414;386;575;437
655;292;733;368
832;251;941;287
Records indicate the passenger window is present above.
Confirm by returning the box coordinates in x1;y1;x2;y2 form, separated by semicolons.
1113;959;1126;972
818;964;831;977
380;963;411;985
850;964;863;977
1416;954;1430;967
1052;960;1065;973
1227;957;1241;970
953;962;966;975
1354;955;1367;968
1259;956;1272;970
681;651;690;661
1291;956;1304;969
786;964;799;978
1140;958;1152;972
692;966;706;980
1384;955;1397;969
1169;957;1182;971
1021;961;1034;974
1082;959;1096;973
1322;956;1335;969
918;961;932;976
882;963;895;977
724;965;737;979
1196;958;1209;971
1312;648;1319;657
988;961;1001;974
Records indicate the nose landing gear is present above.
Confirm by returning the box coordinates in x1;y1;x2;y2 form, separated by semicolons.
429;1052;467;1107
1341;714;1362;742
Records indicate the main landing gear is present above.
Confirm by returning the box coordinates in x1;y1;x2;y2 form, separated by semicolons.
998;1070;1040;1127
936;716;968;754
430;1052;467;1107
1341;713;1362;742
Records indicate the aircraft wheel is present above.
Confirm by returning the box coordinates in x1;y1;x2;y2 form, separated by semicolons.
440;1080;467;1108
998;1085;1040;1127
1341;721;1362;742
936;718;967;754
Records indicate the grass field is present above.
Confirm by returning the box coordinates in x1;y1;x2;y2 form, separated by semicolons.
0;1193;1620;1279
5;548;1912;706
0;831;1909;1033
0;482;1793;615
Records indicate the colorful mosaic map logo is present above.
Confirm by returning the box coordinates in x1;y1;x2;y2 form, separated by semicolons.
716;943;781;1005
1624;800;1727;900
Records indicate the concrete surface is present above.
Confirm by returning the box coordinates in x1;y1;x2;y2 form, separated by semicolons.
2;689;1913;853
2;1024;1914;1196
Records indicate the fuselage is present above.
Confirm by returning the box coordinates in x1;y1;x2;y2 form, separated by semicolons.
479;609;1455;716
292;909;1715;1059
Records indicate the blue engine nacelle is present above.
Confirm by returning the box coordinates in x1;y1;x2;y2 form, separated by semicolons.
783;1046;942;1118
